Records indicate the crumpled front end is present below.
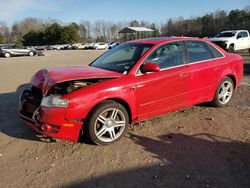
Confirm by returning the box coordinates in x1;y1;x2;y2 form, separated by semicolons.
18;86;83;142
18;66;121;142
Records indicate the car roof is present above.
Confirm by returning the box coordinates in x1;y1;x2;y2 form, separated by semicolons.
221;30;248;33
0;44;13;46
127;37;205;45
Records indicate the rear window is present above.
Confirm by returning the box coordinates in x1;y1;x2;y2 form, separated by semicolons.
209;44;223;58
241;32;249;38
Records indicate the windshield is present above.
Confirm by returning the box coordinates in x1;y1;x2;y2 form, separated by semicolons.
90;43;153;73
215;32;236;38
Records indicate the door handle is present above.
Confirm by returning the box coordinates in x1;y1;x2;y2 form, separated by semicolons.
180;73;188;78
130;86;136;91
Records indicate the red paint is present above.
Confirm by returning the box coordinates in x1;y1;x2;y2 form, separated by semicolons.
19;37;244;142
31;66;122;94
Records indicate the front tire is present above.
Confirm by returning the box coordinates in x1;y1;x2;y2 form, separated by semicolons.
85;100;129;145
210;77;234;107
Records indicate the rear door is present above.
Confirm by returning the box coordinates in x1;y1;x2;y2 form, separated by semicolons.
184;40;223;104
13;45;29;55
135;41;189;120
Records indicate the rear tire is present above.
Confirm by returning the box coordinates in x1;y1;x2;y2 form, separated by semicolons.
4;52;10;58
228;44;235;53
84;100;129;145
210;77;234;107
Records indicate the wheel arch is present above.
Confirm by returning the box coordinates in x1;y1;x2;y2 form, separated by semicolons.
85;97;133;125
227;43;235;52
210;75;235;107
226;74;236;89
108;98;132;124
217;66;238;90
82;98;131;145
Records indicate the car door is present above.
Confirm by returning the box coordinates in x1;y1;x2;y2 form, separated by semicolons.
235;32;247;50
241;31;250;49
135;41;189;120
13;45;29;55
3;45;14;55
11;45;21;55
184;40;219;104
18;45;30;55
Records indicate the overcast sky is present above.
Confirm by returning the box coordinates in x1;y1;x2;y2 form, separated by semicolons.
0;0;249;25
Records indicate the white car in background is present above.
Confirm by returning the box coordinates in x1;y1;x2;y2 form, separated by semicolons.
209;30;250;53
77;43;87;49
72;43;87;50
94;42;108;50
85;43;95;49
49;45;63;50
108;42;120;49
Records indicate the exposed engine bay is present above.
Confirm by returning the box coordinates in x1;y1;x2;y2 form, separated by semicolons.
19;78;111;120
47;78;110;95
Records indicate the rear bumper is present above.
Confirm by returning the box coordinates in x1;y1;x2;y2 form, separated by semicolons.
18;89;83;142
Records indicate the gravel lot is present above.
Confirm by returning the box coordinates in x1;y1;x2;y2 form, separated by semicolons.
0;50;250;188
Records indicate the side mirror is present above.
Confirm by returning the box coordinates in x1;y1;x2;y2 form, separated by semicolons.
237;35;242;39
141;62;160;74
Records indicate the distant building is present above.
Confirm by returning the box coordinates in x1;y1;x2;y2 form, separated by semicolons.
118;27;154;41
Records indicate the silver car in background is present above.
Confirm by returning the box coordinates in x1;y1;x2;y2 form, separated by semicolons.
0;44;37;58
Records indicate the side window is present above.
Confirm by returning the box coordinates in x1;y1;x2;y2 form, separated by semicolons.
237;32;243;38
186;41;214;63
14;45;23;49
242;32;248;38
6;45;13;49
145;41;185;69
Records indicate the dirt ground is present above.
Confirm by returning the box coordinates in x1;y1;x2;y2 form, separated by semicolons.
0;50;250;188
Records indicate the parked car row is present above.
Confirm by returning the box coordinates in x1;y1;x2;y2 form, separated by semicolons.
32;42;120;51
0;42;120;58
2;29;249;59
26;30;250;53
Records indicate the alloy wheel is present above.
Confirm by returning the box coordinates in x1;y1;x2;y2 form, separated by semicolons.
218;81;233;104
94;108;126;143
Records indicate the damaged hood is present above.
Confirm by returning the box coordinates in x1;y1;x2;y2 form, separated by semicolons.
31;66;122;94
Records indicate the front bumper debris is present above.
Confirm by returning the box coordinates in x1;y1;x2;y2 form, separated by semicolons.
18;87;82;142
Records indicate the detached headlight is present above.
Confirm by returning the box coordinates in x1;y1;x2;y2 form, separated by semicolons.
41;95;69;108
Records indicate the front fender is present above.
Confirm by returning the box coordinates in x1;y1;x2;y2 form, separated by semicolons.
64;76;137;123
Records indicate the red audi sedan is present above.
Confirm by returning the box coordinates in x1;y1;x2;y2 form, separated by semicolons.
19;37;243;145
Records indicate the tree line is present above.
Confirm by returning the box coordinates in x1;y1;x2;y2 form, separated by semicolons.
0;7;249;46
